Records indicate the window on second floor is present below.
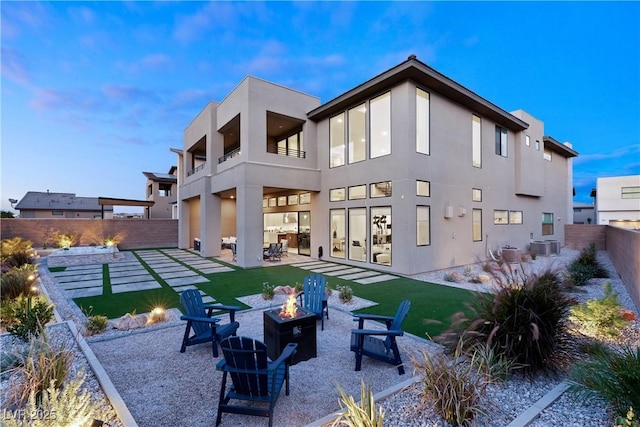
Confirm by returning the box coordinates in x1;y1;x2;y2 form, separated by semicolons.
526;135;530;146
622;186;640;199
348;104;366;164
472;115;482;167
417;180;431;197
370;92;391;158
159;183;172;197
330;113;345;168
267;111;305;158
348;185;366;200
371;181;392;198
543;148;552;161
495;126;507;157
416;88;430;155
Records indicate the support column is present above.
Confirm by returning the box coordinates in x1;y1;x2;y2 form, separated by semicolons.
200;180;221;258
236;184;263;268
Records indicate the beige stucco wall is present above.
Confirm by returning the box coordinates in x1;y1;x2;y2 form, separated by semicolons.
597;175;640;225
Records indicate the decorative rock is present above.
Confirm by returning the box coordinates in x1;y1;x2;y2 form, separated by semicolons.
273;285;296;295
112;313;149;330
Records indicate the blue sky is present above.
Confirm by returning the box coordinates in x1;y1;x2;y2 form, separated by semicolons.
2;1;639;213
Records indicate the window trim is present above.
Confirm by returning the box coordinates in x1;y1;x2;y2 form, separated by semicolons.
495;126;508;157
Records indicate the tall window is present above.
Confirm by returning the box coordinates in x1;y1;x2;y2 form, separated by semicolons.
542;212;554;235
330;113;345;168
495;126;507;157
472;209;482;241
349;208;367;262
417;206;430;245
536;139;540;151
416;88;430;154
371;206;391;265
348;104;366;164
370;92;391;158
526;135;530;146
330;209;346;259
472;115;482;167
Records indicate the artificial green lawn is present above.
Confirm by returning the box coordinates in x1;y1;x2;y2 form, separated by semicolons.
68;250;477;338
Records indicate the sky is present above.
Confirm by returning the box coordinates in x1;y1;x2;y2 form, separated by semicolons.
1;1;639;214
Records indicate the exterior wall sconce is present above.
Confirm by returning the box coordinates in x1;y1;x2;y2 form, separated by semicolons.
458;206;467;217
444;205;453;219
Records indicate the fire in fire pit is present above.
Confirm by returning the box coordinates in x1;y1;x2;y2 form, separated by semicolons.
279;291;298;319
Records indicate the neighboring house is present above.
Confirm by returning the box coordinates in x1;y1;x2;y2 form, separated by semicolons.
143;167;177;219
174;55;578;274
573;202;596;224
594;175;640;229
15;191;113;219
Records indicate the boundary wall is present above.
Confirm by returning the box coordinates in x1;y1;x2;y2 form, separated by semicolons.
565;224;640;312
1;219;177;250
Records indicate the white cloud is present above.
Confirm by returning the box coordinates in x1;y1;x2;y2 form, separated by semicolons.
1;47;31;85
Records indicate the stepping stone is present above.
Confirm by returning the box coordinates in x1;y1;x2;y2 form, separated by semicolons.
58;279;104;290
172;285;199;293
112;281;162;293
326;268;364;276
65;287;103;298
198;266;234;274
153;266;192;274
291;261;326;267
110;274;155;284
109;264;146;273
158;270;199;279
201;296;216;303
165;276;209;287
311;265;351;273
64;264;103;271
108;269;149;279
142;261;178;269
298;263;334;270
339;271;381;280
56;273;103;283
51;268;102;277
107;261;141;267
355;274;398;284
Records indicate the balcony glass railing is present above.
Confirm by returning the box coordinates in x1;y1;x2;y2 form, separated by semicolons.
267;146;306;158
186;163;206;177
218;147;241;164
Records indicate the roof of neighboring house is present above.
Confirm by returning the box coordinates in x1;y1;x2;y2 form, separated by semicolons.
15;191;113;211
573;202;594;209
307;54;529;132
142;167;177;183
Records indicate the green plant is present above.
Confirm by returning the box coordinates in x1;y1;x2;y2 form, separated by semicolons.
147;307;166;324
56;233;77;249
616;407;639;427
337;285;353;303
7;296;54;341
332;379;384;427
1;238;34;262
566;243;609;286
1;348;28;376
569;282;628;338
9;332;74;407
412;340;486;426
4;372;95;427
294;281;304;293
569;345;640;415
437;269;573;374
85;315;108;335
261;282;275;300
468;341;520;382
1;264;39;300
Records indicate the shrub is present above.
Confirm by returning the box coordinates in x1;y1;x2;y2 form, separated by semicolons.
412;341;486;426
1;267;38;301
332;379;384;427
566;243;609;286
9;332;74;408
437;269;573;375
337;285;353;303
261;282;274;300
55;233;77;249
1;238;34;262
294;281;304;293
569;282;628;338
468;342;521;383
4;372;95;427
7;296;54;341
85;315;108;335
569;345;640;415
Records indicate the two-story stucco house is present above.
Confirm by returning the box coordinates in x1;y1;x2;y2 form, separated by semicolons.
143;167;178;219
175;55;578;275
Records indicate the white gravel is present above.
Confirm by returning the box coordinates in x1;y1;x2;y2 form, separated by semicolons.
6;248;637;427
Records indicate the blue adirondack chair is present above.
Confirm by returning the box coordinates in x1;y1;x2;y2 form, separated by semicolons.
350;299;411;375
297;273;329;330
179;289;240;357
216;336;297;427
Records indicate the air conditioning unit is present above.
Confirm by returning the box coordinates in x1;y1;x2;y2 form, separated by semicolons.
530;241;550;256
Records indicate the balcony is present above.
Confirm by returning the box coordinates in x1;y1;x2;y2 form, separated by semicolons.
186;163;206;177
218;147;241;164
267;146;306;158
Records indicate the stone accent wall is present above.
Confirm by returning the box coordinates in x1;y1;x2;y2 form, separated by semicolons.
564;224;607;250
0;219;177;250
606;226;640;312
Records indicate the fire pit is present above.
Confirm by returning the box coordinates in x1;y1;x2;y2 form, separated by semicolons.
263;292;317;364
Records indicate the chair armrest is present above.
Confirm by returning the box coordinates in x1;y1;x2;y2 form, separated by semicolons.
180;315;220;324
353;313;395;322
271;343;298;367
351;328;404;337
205;305;240;322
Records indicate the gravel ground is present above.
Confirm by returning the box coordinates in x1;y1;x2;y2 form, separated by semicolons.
5;248;638;427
